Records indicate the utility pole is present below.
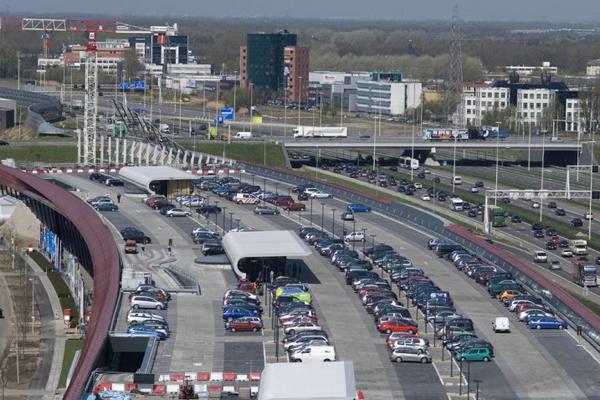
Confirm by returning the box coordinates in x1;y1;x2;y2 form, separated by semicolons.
82;32;98;166
444;4;464;124
17;51;20;90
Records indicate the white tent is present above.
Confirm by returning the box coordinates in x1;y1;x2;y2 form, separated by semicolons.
258;361;357;400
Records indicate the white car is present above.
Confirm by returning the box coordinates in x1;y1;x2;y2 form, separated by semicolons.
585;212;594;220
166;208;192;217
413;183;423;189
421;194;431;201
127;312;166;325
224;289;258;301
130;296;166;310
533;251;547;263
310;191;332;199
303;188;319;195
561;249;573;257
470;187;480;193
344;231;365;242
531;202;540;209
192;227;217;236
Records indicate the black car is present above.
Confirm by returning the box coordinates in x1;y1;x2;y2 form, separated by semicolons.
433;177;441;183
545;241;557;250
545;228;557;236
533;230;545;238
555;208;566;216
106;178;124;186
511;215;522;223
474;181;484;188
559;239;569;248
197;205;222;214
531;223;543;231
120;227;151;244
297;192;309;201
547;201;557;209
571;218;583;227
0;140;9;146
89;172;105;181
467;209;478;218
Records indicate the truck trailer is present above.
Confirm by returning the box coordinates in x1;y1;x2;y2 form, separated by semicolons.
293;126;348;138
572;264;598;287
423;128;469;141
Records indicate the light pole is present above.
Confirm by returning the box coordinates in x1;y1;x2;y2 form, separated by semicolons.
214;201;220;228
539;128;546;222
233;71;238;122
494;121;501;206
362;228;367;256
474;379;482;400
310;197;313;227
249;82;254;135
222;206;227;232
331;208;336;237
298;76;302;129
452;133;457;193
29;278;35;334
320;202;325;233
235;218;241;231
352;220;356;251
229;212;234;231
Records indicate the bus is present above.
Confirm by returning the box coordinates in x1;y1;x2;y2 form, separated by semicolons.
399;156;419;170
488;206;506;227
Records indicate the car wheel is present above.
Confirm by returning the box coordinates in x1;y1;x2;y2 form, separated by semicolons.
228;317;233;322
417;349;424;354
324;359;331;362
230;327;236;332
133;304;139;309
156;305;163;310
252;327;258;332
536;325;541;330
293;359;302;362
386;329;392;334
395;357;402;363
559;325;564;330
420;357;428;364
483;356;490;362
169;214;173;218
289;329;295;335
408;330;415;334
461;357;466;361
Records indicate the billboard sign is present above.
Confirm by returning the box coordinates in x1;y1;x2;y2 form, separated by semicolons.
220;107;234;120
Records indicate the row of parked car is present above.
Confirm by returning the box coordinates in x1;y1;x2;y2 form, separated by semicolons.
270;276;337;363
431;238;569;331
127;284;172;340
362;239;495;363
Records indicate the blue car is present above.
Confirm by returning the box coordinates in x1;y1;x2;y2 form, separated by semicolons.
128;325;168;340
346;204;371;213
223;307;260;321
528;316;567;330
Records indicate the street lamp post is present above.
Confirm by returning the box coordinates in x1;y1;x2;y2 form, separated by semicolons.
362;228;367;256
222;207;227;232
352;220;356;251
474;379;482;400
229;212;234;231
214;201;220;228
250;83;254;135
310;197;314;227
29;278;35;334
331;209;336;237
320;203;325;233
235;218;241;231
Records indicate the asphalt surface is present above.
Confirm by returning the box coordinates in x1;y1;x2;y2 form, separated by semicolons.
243;173;600;400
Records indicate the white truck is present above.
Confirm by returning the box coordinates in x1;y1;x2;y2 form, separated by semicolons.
293;126;348;138
570;240;588;256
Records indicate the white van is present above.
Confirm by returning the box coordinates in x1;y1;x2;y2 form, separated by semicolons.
493;317;510;333
289;345;336;362
450;198;464;211
452;176;462;185
234;193;260;204
234;131;253;139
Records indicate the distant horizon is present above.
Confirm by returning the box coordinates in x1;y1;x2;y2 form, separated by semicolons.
5;0;600;24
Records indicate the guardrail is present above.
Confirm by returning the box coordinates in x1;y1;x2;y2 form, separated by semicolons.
240;161;600;353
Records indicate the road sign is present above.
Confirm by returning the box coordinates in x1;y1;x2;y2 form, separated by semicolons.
214;116;224;125
220;107;234;120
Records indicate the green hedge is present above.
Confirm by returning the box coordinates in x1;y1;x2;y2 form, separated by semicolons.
29;251;79;328
58;339;84;388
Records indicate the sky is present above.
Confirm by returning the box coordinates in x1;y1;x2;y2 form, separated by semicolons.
7;0;600;23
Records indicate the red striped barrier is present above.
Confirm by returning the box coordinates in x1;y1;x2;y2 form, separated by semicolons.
223;372;237;381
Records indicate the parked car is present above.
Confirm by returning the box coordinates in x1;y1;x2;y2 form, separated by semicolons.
166;208;191;217
454;347;493;362
310;191;333;199
127;325;168;340
344;231;365;242
222;307;260;321
225;316;263;332
528;316;567;330
284;202;306;211
390;347;431;363
127;312;166;325
341;212;355;221
289;345;336;362
130;295;166;310
378;319;418;334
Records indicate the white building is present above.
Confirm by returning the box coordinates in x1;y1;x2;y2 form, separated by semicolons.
461;95;477;126
586;60;600;76
506;61;557;76
517;88;555;125
356;80;422;116
459;86;509;126
565;98;583;132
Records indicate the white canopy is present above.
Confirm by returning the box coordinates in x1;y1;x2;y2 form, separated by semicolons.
222;230;311;279
118;166;194;193
258;361;357;400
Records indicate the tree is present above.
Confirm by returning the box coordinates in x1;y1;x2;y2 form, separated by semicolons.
123;48;142;81
0;43;17;79
578;78;600;134
481;104;515;130
223;86;251;112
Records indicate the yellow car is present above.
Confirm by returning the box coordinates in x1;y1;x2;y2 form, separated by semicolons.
274;287;312;304
499;289;523;303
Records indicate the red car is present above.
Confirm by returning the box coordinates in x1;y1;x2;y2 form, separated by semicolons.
550;235;561;244
225;316;263;332
517;302;545;314
284;202;306;211
124;240;138;254
238;280;259;295
378;319;418;334
271;196;294;206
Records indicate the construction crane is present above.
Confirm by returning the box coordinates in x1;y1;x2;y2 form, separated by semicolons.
0;16;177;165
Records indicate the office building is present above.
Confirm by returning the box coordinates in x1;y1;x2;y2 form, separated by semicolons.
284;47;310;103
586;59;600;76
240;31;300;92
355;72;422;116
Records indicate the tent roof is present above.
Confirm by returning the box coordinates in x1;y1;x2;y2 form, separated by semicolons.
258;361;357;400
222;230;311;278
119;166;194;188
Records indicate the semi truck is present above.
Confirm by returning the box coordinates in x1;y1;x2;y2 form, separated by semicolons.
572;264;598;287
480;126;510;140
293;126;348;138
423;128;469;141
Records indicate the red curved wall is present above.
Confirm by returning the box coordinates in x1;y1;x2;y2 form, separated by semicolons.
0;165;120;399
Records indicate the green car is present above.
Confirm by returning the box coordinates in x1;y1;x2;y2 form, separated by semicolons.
454;347;493;362
275;287;312;304
94;202;119;212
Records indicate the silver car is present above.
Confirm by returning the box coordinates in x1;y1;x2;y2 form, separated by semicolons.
390;346;432;363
